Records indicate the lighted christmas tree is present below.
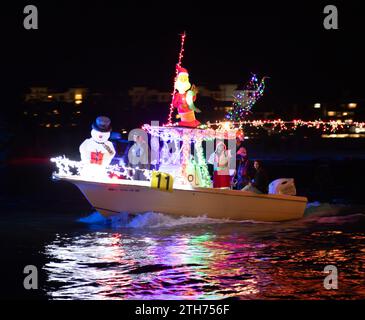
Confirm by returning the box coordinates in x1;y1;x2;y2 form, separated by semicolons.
226;74;268;121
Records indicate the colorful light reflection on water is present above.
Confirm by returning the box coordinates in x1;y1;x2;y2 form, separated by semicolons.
43;213;365;300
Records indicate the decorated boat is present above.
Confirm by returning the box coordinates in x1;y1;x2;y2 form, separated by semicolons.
53;175;307;222
51;32;308;222
52;123;307;222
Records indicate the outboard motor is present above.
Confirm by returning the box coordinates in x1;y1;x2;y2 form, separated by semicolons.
269;178;297;196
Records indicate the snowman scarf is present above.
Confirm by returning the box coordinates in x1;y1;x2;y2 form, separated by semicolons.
100;142;114;156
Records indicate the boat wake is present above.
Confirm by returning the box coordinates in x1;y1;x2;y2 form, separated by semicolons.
78;211;271;229
305;201;365;217
77;201;365;229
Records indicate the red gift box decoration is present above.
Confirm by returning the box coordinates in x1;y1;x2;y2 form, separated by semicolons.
90;151;104;165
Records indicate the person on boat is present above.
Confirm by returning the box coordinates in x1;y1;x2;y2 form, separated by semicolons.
234;132;251;190
128;134;149;180
236;149;251;190
242;160;269;194
208;142;232;189
172;66;201;128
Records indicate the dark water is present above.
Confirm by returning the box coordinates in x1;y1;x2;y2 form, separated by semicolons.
1;162;365;300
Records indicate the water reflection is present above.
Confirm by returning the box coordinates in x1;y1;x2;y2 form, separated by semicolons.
43;218;365;300
44;229;271;299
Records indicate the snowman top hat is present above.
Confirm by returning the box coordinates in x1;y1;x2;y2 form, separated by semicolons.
92;116;112;132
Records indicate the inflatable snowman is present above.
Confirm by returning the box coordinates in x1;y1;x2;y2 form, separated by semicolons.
79;116;116;178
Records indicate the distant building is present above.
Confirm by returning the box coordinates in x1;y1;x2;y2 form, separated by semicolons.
22;87;89;130
128;87;171;106
311;101;362;120
128;84;238;107
25;87;88;105
127;84;240;123
198;84;238;102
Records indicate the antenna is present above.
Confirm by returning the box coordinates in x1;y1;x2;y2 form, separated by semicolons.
166;32;186;125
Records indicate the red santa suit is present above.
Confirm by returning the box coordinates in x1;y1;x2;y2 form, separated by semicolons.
209;142;232;189
173;66;201;128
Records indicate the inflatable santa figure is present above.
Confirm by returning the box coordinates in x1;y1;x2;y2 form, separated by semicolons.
79;116;116;177
172;66;201;127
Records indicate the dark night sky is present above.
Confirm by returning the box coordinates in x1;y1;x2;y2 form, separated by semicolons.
1;1;365;108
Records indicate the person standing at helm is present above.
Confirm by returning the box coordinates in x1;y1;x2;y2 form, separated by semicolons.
234;132;251;190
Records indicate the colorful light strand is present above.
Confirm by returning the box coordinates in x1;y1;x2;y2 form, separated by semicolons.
51;156;152;181
210;119;365;134
194;137;212;187
166;32;186;126
143;126;215;186
180;133;191;184
142;124;236;142
226;74;268;121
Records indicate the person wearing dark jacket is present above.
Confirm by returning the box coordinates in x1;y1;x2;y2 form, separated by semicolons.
242;160;269;194
234;136;251;189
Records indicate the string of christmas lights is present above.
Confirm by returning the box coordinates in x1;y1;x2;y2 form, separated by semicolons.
179;133;191;184
210;119;365;133
142;124;237;141
51;156;152;181
226;74;268;121
194;137;212;187
166;32;186;126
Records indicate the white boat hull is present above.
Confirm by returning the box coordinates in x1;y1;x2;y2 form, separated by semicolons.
57;176;308;222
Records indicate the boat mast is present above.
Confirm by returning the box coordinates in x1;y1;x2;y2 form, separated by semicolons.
166;32;186;125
